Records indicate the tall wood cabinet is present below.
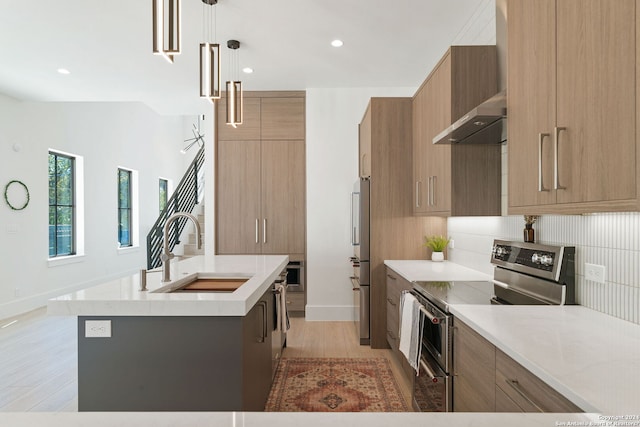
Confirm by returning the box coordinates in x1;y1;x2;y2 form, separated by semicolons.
359;98;447;349
215;92;306;258
412;46;502;217
507;0;638;214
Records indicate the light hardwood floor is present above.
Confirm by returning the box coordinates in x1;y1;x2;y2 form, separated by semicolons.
0;310;412;412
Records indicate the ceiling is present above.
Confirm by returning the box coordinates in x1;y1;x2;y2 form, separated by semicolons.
0;0;490;115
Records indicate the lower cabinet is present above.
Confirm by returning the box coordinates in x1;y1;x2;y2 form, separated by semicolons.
385;267;415;382
77;288;273;411
453;318;582;413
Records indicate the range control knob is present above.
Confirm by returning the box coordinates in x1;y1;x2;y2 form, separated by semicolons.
531;253;541;264
494;246;508;257
540;254;553;266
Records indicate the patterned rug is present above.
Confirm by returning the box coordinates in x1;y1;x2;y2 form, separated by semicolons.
265;357;409;412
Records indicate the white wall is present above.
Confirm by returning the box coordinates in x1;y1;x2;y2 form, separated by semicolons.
305;87;415;321
0;94;200;319
303;0;500;321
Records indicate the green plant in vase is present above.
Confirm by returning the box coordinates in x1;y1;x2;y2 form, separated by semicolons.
424;235;450;262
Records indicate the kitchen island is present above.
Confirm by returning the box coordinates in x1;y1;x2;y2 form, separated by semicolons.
48;255;288;412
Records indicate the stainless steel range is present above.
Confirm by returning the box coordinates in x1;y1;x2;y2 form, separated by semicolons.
409;239;575;412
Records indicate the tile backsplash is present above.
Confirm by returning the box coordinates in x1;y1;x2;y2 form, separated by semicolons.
448;213;640;325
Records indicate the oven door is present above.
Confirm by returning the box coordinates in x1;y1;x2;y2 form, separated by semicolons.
412;293;451;373
413;348;452;412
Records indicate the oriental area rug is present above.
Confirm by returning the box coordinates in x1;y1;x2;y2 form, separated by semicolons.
264;357;409;412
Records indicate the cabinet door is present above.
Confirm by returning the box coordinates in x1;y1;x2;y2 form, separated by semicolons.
425;54;452;214
555;0;636;205
453;320;495;412
217;97;262;141
507;0;557;209
216;140;262;254
261;140;305;254
359;105;372;178
412;86;429;214
242;289;273;410
261;98;305;140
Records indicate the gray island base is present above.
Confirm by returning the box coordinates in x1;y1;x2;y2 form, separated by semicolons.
78;287;273;411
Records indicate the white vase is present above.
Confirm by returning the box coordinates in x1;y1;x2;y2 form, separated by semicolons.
431;251;444;262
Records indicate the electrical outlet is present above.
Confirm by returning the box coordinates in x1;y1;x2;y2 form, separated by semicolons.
85;320;112;338
449;239;455;249
585;263;606;284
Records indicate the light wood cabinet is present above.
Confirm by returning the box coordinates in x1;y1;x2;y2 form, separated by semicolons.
215;92;306;259
216;140;262;254
261;98;305;140
412;46;501;216
507;0;637;214
261;140;305;254
360;98;447;349
495;349;582;413
217;97;262;141
453;319;495;412
453;318;583;413
359;106;372;178
385;267;414;382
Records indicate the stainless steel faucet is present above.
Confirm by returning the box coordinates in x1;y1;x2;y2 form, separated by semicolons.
161;212;202;282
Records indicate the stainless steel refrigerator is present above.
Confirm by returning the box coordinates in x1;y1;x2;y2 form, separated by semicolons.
350;178;370;345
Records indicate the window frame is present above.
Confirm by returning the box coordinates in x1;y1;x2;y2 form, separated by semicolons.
159;178;168;214
48;151;76;258
117;168;133;248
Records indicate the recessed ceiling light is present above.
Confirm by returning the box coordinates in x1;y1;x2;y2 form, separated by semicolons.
57;68;71;75
331;39;343;47
242;67;254;74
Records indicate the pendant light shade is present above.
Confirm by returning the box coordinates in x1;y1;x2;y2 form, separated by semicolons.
226;80;243;128
199;43;221;100
226;39;243;128
152;0;181;63
199;0;221;101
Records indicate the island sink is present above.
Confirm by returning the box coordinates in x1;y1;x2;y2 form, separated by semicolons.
152;273;252;293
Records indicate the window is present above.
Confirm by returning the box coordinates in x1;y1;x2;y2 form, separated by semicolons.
49;152;76;257
159;178;168;214
118;168;132;247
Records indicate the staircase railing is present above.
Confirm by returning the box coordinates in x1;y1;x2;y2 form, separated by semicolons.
146;146;205;269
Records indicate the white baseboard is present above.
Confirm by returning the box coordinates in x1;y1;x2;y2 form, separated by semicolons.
304;304;355;321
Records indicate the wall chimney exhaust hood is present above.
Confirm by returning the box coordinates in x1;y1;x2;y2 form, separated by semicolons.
432;90;506;145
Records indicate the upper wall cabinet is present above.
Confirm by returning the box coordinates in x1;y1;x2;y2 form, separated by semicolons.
413;46;502;216
507;0;637;214
217;97;262;141
261;98;305;140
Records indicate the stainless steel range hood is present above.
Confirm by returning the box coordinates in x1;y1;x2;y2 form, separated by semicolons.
432;90;506;145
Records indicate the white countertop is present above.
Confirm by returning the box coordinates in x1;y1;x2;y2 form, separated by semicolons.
451;305;640;414
47;255;288;317
385;259;640;414
384;260;491;282
0;412;601;427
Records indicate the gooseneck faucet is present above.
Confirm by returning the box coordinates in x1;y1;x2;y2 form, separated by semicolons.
161;212;202;282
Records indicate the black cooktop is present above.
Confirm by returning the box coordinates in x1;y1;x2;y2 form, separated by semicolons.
412;280;494;313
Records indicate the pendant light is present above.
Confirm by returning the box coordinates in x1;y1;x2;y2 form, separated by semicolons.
152;0;181;63
226;39;243;128
199;0;221;102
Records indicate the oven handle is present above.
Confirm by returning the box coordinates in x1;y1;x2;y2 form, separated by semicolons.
492;279;509;289
418;304;441;325
419;358;439;383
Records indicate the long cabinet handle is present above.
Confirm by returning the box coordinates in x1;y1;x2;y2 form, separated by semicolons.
427;176;432;206
255;219;259;243
415;181;421;208
432;176;437;206
538;133;550;192
504;379;544;412
554;127;567;190
263;219;267;243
